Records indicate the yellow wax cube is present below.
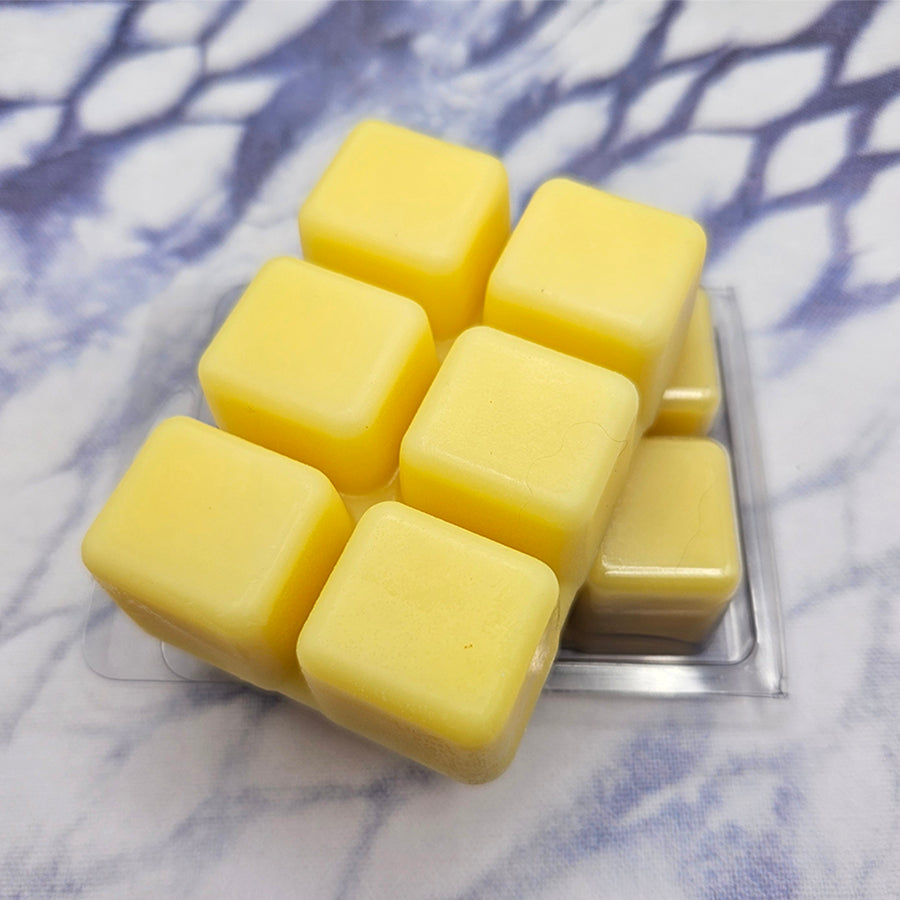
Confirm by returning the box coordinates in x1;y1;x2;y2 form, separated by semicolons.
650;289;722;435
566;437;742;651
484;178;706;430
81;417;353;703
296;502;559;783
399;326;638;594
299;120;510;340
198;257;437;494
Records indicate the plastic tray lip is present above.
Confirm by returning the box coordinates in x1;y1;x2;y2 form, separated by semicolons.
545;287;787;698
82;287;787;699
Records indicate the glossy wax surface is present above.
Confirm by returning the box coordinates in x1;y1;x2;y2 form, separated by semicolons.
400;326;638;595
198;257;437;494
299;120;510;339
296;502;559;784
81;417;352;703
650;289;722;436
484;177;706;430
568;437;742;648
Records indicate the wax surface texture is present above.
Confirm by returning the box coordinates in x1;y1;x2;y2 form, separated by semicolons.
81;118;735;783
484;177;706;430
650;289;721;436
81;417;352;703
566;437;742;650
400;326;638;594
198;257;437;494
296;502;559;783
299;120;510;340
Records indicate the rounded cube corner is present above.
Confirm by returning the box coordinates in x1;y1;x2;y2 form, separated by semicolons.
606;367;641;412
295;625;327;680
700;436;732;466
397;432;429;483
196;343;218;388
263;254;302;275
455;324;494;348
479;153;510;197
483;259;510;302
530;558;562;612
150;414;196;441
533;176;575;200
348;117;388;140
80;522;107;577
392;288;435;340
452;707;511;756
301;458;345;503
297;195;322;238
719;560;744;605
357;499;404;528
682;216;708;260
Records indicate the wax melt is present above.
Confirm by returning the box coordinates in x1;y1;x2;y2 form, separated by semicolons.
297;502;559;783
484;177;706;430
81;417;352;704
565;437;742;652
299;120;509;340
400;325;638;596
650;289;721;435
198;257;437;494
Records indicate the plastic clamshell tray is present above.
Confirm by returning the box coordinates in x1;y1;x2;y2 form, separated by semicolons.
82;287;786;699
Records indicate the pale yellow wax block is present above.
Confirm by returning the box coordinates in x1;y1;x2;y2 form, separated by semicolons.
565;437;742;651
198;257;437;494
484;178;706;430
299;119;510;340
399;326;638;596
81;417;353;704
297;502;559;783
649;289;722;436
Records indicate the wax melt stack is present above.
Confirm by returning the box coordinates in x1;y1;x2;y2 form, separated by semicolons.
82;121;742;783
